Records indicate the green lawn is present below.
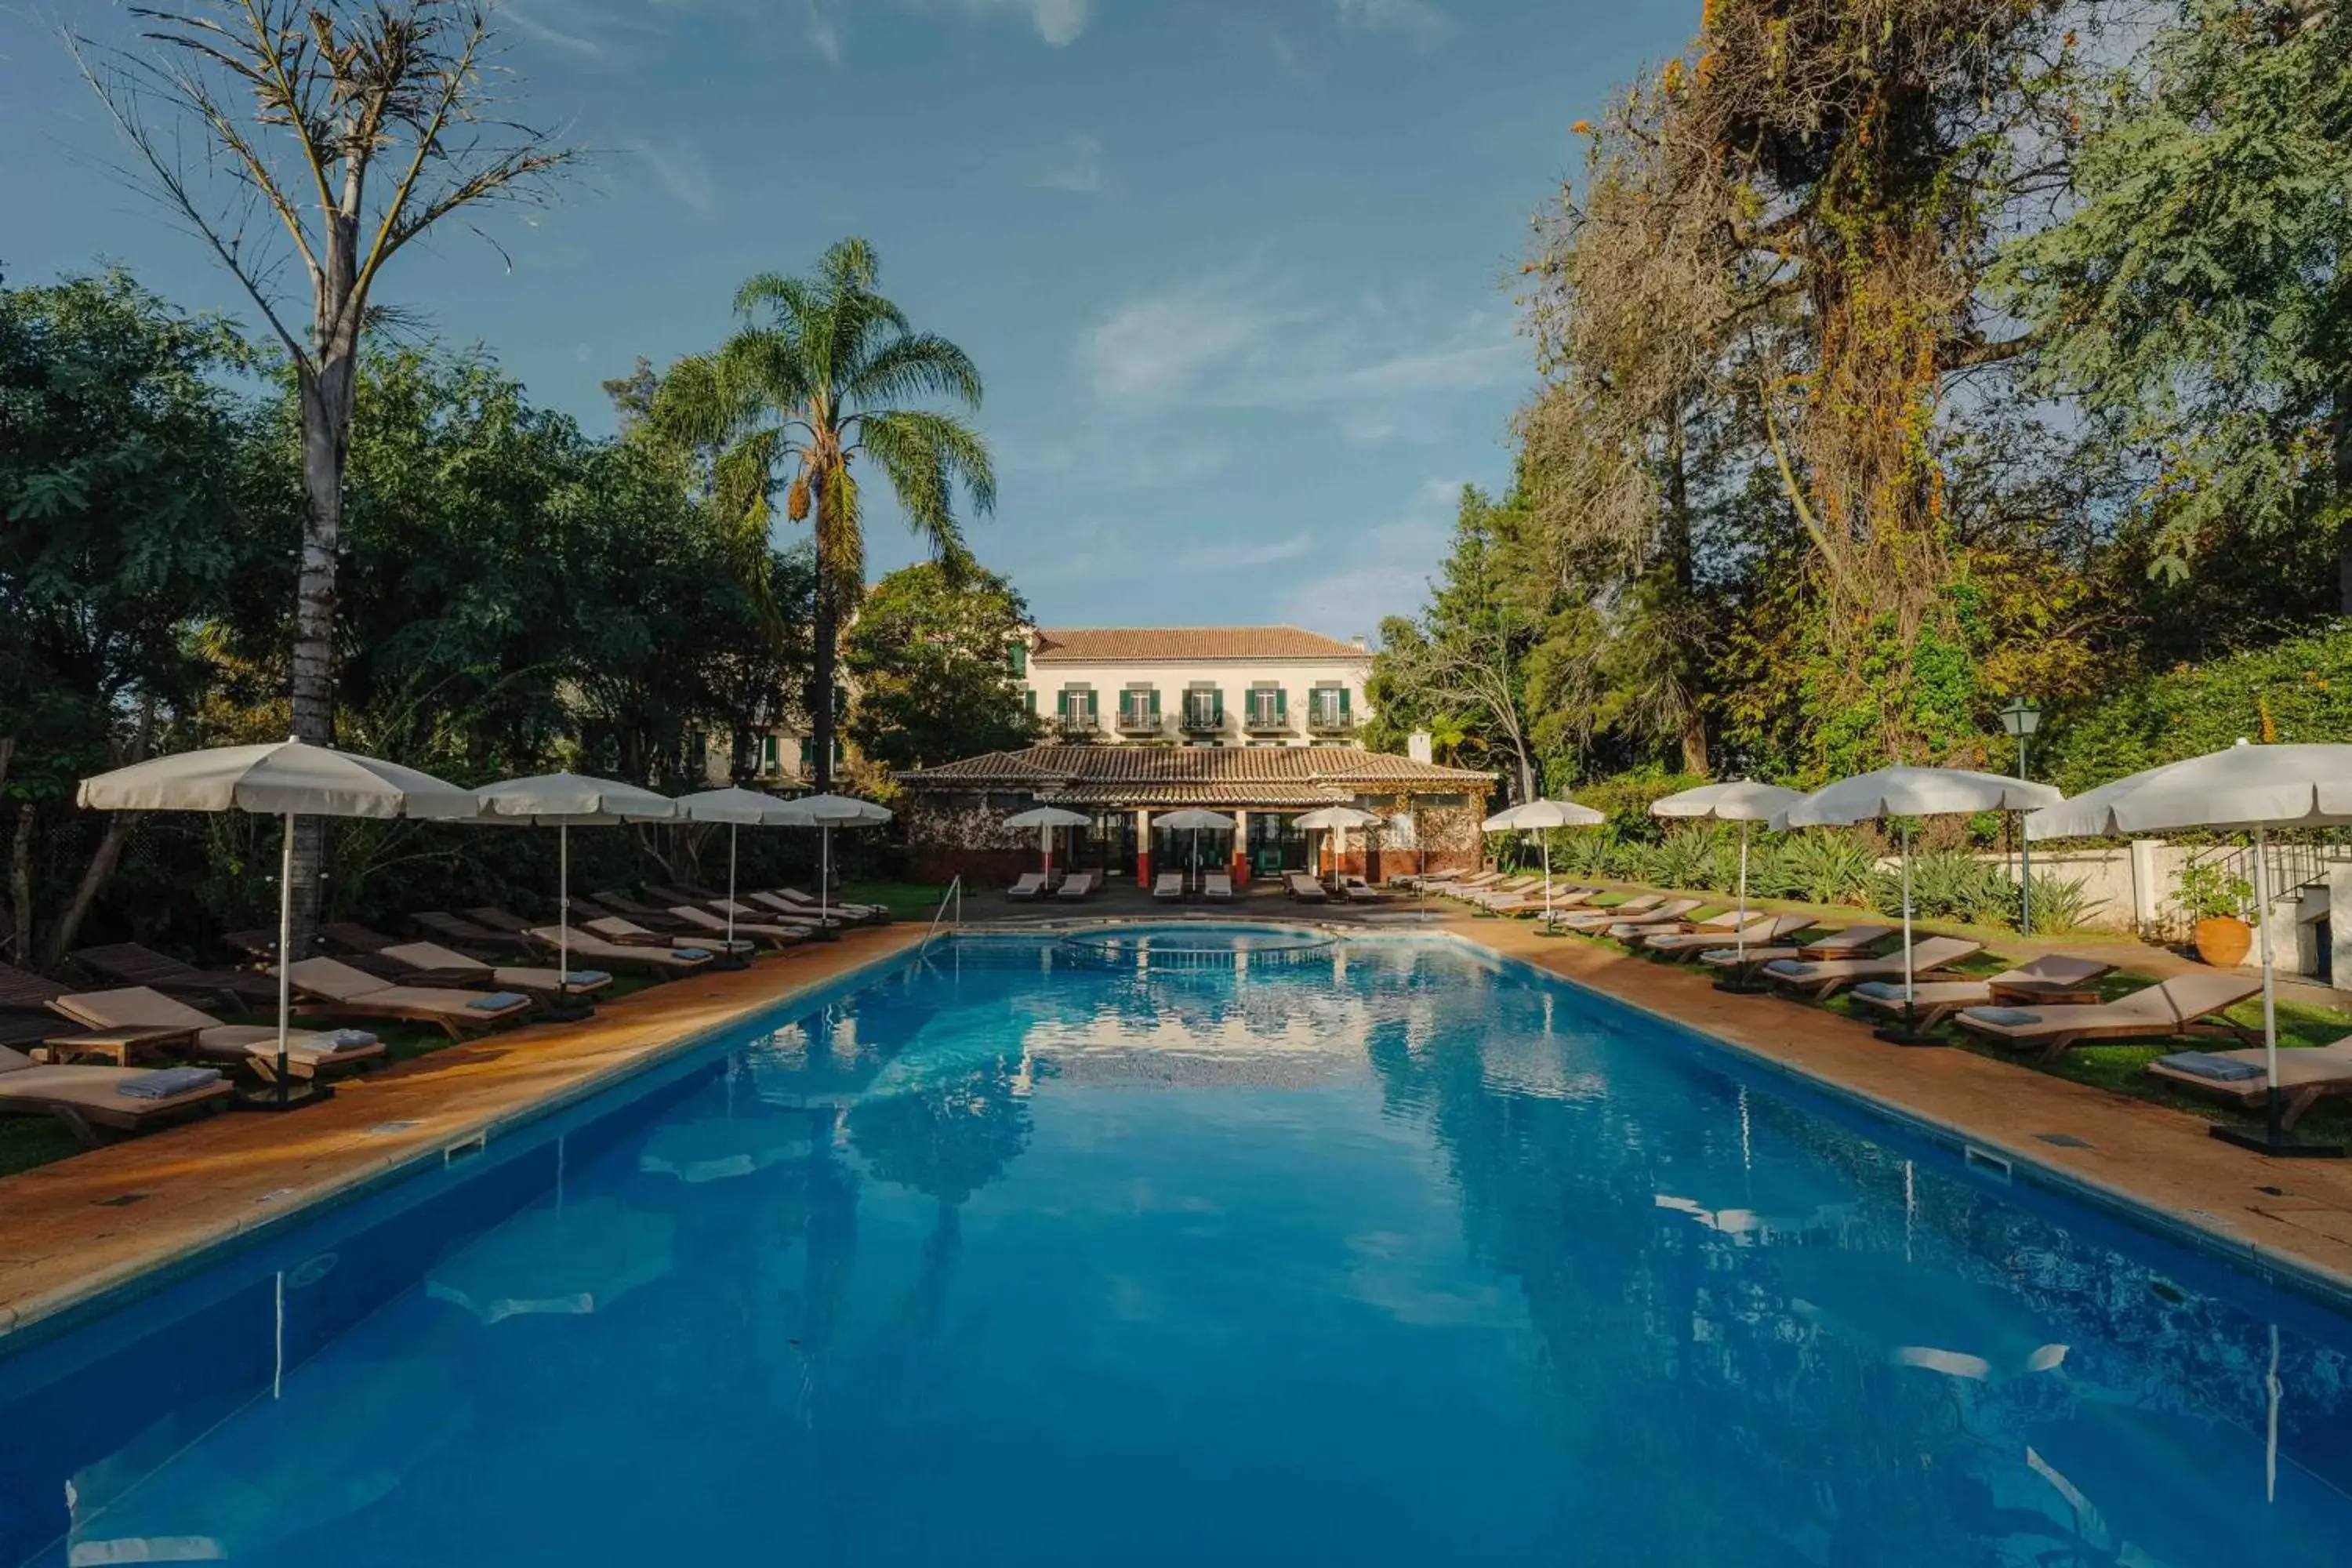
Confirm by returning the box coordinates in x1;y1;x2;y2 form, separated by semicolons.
838;880;953;918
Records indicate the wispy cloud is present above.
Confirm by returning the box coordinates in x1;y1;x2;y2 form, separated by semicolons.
804;0;844;66
1335;0;1455;49
622;133;717;217
502;2;616;58
944;0;1093;45
1282;477;1463;633
1029;133;1104;194
1171;533;1314;573
1078;273;1522;426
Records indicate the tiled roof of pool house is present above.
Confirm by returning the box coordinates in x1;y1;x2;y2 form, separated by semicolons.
1026;626;1370;662
897;742;1490;804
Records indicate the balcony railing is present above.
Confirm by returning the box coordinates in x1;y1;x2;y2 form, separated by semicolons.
1117;707;1161;735
1243;703;1288;733
1306;704;1351;734
1180;703;1222;734
1057;711;1100;736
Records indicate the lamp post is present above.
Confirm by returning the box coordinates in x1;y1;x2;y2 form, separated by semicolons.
1999;698;2043;933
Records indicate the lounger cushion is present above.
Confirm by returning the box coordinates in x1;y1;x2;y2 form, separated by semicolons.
118;1065;225;1100
1853;982;1926;1002
467;990;532;1012
2155;1050;2266;1083
1961;1007;2042;1027
677;948;713;960
1763;960;1818;978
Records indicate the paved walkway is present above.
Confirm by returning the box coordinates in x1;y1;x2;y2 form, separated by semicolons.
0;925;922;1338
9;891;2352;1342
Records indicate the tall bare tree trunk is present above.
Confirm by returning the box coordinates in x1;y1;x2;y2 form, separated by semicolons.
811;481;837;795
7;807;33;969
2335;387;2352;616
1666;401;1711;776
286;205;364;949
42;816;140;969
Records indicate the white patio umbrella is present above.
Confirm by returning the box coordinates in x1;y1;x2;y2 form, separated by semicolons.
1483;799;1606;924
1653;781;1807;986
678;786;804;952
1004;806;1092;881
1777;766;2061;1039
2029;740;2352;1155
1294;804;1379;884
771;793;892;924
477;773;679;992
77;739;479;1103
1156;808;1236;888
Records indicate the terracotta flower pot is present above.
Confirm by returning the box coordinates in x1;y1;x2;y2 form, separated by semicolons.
2194;916;2252;969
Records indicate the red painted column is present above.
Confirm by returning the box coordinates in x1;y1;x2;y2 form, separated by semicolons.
1135;808;1151;886
1232;808;1250;887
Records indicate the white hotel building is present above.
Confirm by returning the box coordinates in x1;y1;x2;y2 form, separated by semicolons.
1012;626;1374;746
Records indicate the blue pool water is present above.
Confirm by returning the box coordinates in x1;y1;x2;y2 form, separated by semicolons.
5;934;2352;1565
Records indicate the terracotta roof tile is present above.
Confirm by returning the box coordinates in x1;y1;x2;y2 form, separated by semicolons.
1042;782;1350;807
1029;626;1370;662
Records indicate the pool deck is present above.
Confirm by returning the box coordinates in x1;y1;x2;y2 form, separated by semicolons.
11;892;2352;1340
0;925;924;1340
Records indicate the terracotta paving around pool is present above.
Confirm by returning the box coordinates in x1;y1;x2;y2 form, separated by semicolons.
12;895;2352;1342
1450;910;2352;1301
0;925;922;1339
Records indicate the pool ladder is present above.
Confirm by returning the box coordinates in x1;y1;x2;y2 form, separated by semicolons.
921;875;963;953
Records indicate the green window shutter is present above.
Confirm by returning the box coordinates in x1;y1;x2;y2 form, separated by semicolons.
1212;690;1225;721
1008;643;1026;677
1276;688;1288;717
1150;688;1161;717
1024;689;1036;713
1087;689;1098;719
1339;688;1352;719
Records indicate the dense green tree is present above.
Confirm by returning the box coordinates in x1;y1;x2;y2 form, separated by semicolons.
842;563;1039;771
651;238;996;793
1999;0;2352;609
0;271;267;964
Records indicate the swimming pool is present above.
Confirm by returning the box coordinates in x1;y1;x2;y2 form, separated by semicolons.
4;933;2350;1565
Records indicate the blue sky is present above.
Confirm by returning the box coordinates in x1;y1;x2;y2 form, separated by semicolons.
5;0;1690;639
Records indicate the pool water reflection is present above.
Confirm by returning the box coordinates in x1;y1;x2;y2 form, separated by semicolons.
4;936;2350;1566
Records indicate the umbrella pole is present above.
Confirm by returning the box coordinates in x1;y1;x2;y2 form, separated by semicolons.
728;822;739;952
821;825;831;926
276;811;294;1107
1735;822;1750;957
1542;831;1552;925
559;822;571;989
2215;824;2341;1155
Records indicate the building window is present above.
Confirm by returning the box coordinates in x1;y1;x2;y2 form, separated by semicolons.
1024;688;1036;713
1308;684;1352;731
1058;685;1098;732
1181;684;1222;732
1007;641;1027;677
760;735;779;774
1119;684;1160;731
1244;682;1287;729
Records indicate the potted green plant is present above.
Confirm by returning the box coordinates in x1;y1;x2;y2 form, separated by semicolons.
2176;859;2256;967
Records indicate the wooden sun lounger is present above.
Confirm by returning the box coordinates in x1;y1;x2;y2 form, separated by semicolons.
1286;873;1330;903
376;943;615;1001
1762;938;1984;1000
1458;877;1541;907
744;891;848;927
1645;914;1817;958
579;916;690;949
281;958;537;1040
530;928;721;979
1485;887;1602;916
0;1044;233;1146
1849;955;2117;1033
1203;873;1234;902
1153;873;1185;902
69;943;278;1010
46;986;387;1080
2146;1036;2352;1128
1056;873;1098;901
666;906;806;951
1954;971;2263;1062
413;911;539;956
0;961;69;1010
1555;893;1668;932
760;886;887;921
706;898;822;930
1007;873;1047;900
586;891;699;931
1599;900;1708;938
1697;924;1896;971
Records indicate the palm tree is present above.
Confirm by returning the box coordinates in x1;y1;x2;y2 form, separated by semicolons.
654;238;993;790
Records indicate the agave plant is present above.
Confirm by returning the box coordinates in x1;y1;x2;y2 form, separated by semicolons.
2026;873;2106;935
1782;831;1881;906
1647;824;1722;891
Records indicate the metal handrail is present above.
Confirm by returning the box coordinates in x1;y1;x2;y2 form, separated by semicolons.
922;874;963;952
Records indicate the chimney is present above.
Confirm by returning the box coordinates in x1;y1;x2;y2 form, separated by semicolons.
1350;634;1369;652
1407;730;1433;765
